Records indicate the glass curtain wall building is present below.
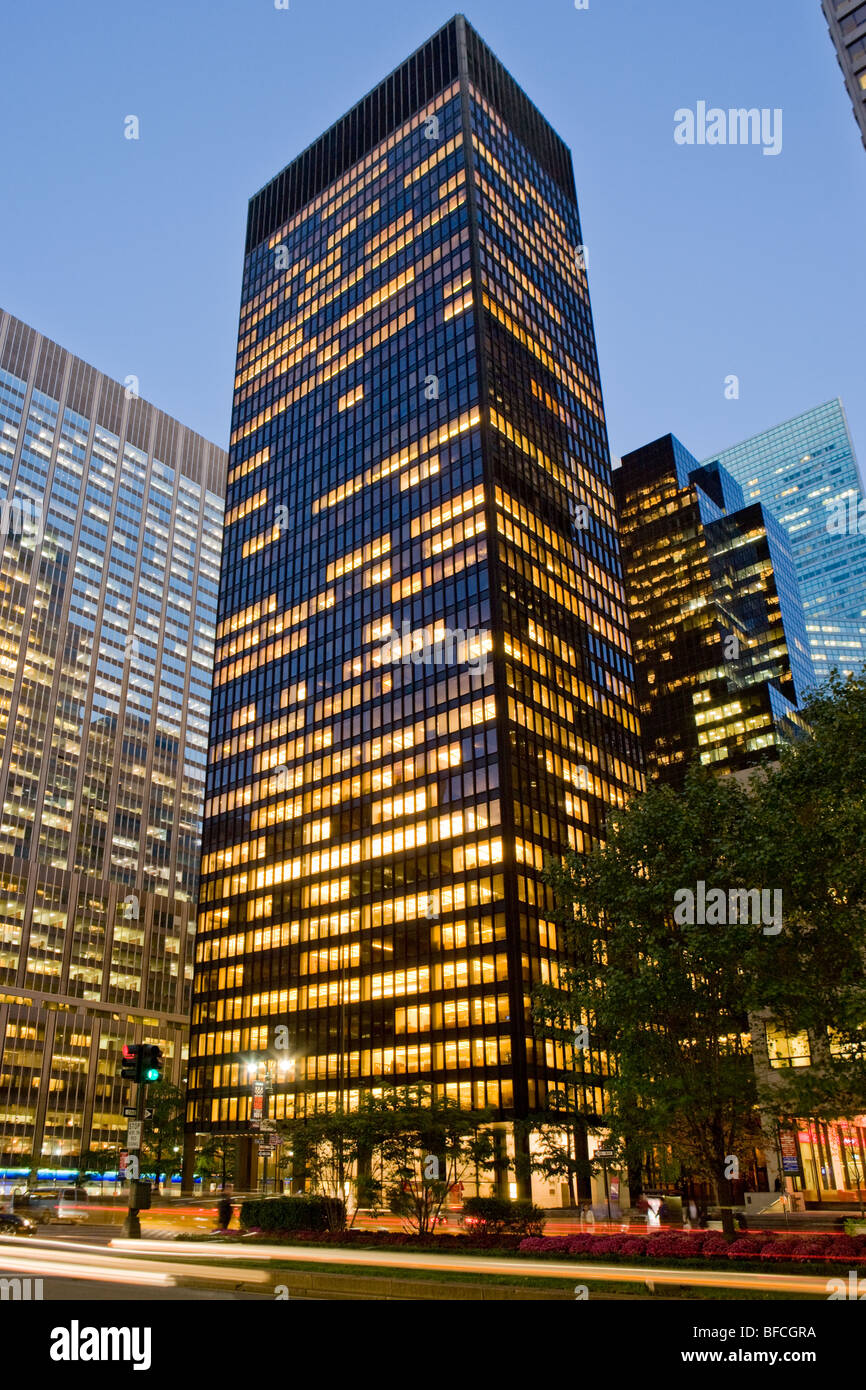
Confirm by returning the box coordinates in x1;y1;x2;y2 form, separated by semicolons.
0;311;225;1182
615;435;814;786
186;15;642;1195
704;401;866;682
821;0;866;149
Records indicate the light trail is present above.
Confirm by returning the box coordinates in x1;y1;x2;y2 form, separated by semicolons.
0;1235;270;1287
109;1237;834;1295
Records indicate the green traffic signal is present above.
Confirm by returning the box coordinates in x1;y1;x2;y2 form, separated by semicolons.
140;1044;163;1083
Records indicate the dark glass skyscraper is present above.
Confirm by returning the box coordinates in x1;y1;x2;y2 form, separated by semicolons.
186;15;641;1193
615;435;813;785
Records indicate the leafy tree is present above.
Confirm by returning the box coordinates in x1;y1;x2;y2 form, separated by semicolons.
525;1110;592;1207
195;1135;236;1191
140;1082;185;1189
745;671;866;1118
536;767;768;1235
77;1146;121;1188
277;1108;378;1229
363;1086;495;1235
278;1089;496;1232
535;674;866;1230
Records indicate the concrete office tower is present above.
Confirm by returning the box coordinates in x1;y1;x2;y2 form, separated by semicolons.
0;311;225;1184
185;15;642;1197
615;435;814;786
704;401;866;683
822;1;866;149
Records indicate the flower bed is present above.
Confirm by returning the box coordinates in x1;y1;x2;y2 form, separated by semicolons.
517;1231;866;1265
225;1225;866;1268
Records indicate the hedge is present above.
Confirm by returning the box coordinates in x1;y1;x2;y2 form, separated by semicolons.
462;1197;546;1235
516;1231;866;1264
239;1195;345;1233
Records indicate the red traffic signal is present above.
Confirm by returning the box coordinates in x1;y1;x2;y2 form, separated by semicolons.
120;1043;142;1081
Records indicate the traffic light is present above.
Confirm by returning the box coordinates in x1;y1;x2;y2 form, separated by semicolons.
120;1043;142;1081
140;1044;163;1083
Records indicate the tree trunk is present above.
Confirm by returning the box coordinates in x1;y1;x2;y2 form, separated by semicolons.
715;1172;736;1239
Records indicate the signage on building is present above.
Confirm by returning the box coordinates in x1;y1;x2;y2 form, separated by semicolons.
780;1130;801;1175
251;1079;265;1128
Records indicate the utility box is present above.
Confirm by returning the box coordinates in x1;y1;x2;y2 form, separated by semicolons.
130;1180;152;1210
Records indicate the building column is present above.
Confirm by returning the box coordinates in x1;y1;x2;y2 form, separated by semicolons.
235;1134;256;1191
181;1131;197;1194
513;1120;533;1201
492;1126;509;1198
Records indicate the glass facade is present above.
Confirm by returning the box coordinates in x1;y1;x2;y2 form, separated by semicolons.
822;0;866;148
0;311;225;1177
187;16;642;1184
704;400;866;682
615;435;813;785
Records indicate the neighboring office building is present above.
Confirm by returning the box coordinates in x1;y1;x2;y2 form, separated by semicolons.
821;0;866;150
185;15;643;1201
749;1013;866;1208
0;311;225;1184
614;434;814;786
616;434;866;1205
704;401;866;683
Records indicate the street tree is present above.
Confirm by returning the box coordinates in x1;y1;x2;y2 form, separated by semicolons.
536;767;767;1235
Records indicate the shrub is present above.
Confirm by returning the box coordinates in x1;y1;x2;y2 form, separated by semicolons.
611;1237;648;1257
794;1236;833;1258
759;1237;803;1261
829;1236;863;1261
239;1194;346;1233
462;1196;546;1236
646;1234;710;1259
727;1235;773;1260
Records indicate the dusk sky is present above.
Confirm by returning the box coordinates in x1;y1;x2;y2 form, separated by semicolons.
2;0;863;473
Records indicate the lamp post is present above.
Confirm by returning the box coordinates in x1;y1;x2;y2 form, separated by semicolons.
246;1053;295;1192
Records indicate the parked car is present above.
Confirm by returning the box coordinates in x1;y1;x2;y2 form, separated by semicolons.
0;1212;36;1236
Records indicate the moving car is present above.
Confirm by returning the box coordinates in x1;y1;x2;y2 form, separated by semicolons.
0;1212;36;1236
14;1186;89;1224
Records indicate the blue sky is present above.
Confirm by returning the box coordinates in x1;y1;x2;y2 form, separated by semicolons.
1;0;863;472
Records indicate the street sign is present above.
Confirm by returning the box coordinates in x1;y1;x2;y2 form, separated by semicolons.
595;1149;614;1160
127;1120;143;1150
143;1108;153;1120
123;1107;136;1118
258;1147;274;1157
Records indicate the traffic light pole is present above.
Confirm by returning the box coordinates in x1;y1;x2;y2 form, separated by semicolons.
121;1074;146;1239
119;1043;160;1239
